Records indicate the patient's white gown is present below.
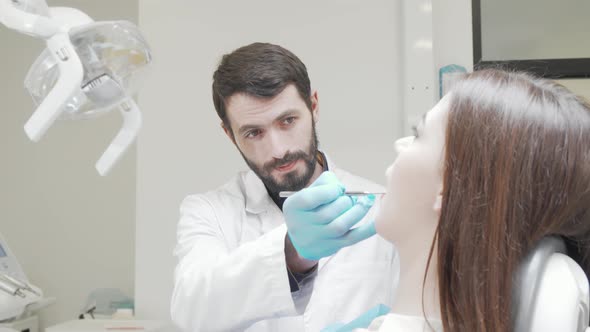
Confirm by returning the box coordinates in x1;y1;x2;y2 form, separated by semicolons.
354;313;443;332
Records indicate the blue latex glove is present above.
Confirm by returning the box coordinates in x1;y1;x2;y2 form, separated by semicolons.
321;304;391;332
283;171;377;261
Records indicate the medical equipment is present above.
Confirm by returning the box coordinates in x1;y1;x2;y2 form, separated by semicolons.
46;319;172;332
279;191;385;198
438;64;467;98
80;288;134;319
0;232;51;324
513;236;590;332
0;316;39;332
0;0;152;175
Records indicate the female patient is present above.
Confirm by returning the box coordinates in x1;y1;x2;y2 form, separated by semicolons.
369;69;590;331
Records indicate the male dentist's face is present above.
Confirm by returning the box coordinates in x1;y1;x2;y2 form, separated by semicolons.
224;84;320;196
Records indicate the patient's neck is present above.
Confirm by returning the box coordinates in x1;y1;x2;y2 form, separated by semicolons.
393;231;440;320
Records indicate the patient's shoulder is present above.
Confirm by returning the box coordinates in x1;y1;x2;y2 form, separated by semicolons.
360;313;442;331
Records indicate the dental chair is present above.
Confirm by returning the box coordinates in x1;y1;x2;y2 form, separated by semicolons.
513;236;590;332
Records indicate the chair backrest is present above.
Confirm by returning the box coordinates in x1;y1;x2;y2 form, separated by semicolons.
513;236;590;332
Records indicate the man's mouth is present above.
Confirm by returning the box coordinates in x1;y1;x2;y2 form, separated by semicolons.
276;160;298;172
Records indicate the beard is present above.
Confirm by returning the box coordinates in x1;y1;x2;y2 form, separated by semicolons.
239;123;320;197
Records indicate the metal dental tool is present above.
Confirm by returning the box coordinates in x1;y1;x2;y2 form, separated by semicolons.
279;191;386;198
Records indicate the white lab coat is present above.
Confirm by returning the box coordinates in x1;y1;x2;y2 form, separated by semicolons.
171;156;399;332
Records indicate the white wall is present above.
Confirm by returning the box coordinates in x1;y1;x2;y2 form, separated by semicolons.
0;0;137;329
432;0;474;76
136;0;403;323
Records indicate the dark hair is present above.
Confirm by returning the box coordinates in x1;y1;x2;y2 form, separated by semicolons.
434;69;590;331
212;42;312;131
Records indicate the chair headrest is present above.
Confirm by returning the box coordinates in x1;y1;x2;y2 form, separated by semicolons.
513;236;590;332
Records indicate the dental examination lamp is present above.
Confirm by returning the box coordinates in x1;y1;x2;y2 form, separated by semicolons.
0;0;152;175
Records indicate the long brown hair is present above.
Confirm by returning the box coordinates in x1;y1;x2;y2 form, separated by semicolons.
434;69;590;331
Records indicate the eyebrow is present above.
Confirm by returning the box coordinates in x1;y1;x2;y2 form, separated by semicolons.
237;109;300;136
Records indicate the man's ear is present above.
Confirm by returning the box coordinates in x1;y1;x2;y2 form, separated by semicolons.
310;90;319;124
221;122;236;145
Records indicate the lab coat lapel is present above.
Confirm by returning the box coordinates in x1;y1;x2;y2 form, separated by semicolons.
243;170;274;215
242;170;285;231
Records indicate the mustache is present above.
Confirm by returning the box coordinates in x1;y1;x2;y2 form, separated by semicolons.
263;151;311;172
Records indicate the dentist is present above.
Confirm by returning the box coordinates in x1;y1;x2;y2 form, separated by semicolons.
170;42;399;332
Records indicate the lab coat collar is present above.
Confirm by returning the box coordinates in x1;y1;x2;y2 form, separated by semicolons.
244;151;335;215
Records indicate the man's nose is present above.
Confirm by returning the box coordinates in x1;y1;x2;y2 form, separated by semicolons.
267;129;289;159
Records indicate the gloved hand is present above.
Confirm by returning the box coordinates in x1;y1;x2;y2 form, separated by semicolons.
283;171;377;261
321;304;391;332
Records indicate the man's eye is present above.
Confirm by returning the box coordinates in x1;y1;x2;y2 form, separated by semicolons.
282;117;296;125
245;129;262;139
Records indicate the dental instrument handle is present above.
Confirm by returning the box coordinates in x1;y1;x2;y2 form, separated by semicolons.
1;273;41;297
279;191;385;198
0;272;27;289
0;278;25;297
